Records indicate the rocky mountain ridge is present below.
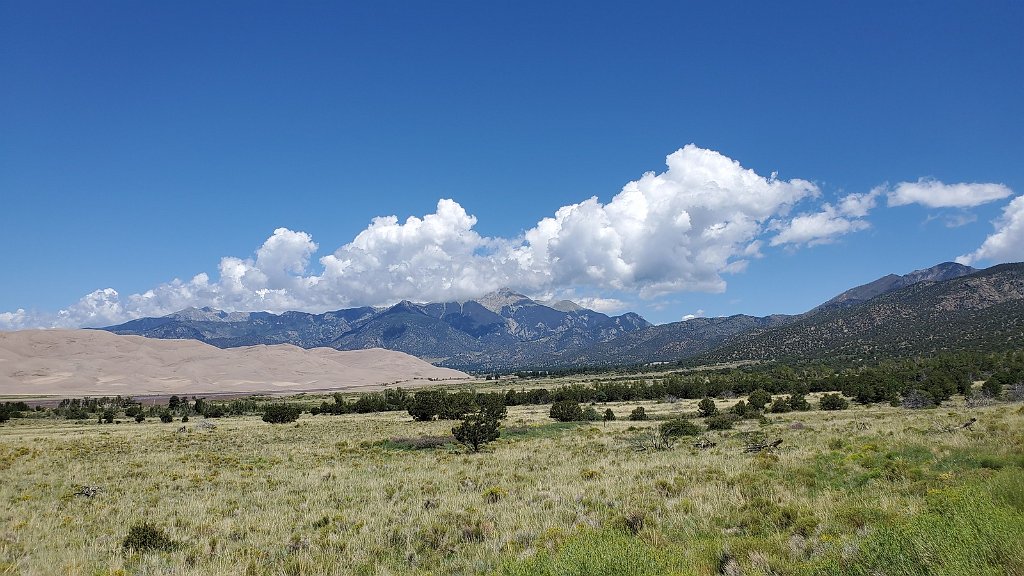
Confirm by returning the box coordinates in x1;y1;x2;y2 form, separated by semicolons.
101;262;1023;369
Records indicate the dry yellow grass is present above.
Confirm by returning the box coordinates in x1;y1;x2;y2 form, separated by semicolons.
1;397;1022;575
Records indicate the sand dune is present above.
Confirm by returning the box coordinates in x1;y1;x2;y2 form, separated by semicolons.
0;330;470;397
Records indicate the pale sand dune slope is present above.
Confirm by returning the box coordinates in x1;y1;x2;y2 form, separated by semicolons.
0;330;470;396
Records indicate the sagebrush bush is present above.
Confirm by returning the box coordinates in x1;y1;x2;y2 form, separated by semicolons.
659;418;702;438
262;403;301;424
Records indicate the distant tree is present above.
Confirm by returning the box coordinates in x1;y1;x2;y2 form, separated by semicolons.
769;397;792;413
0;405;10;424
628;407;648;421
262;403;301;424
168;395;181;411
452;413;500;452
819;393;850;411
408;391;443;421
438;391;477;420
787;394;811;411
748;389;772;410
134;413;145;423
102;409;115;424
550;400;584;422
730;400;751;418
698;397;718;418
603;408;616;422
582;406;600;421
181;415;189;423
477;394;507;421
159;411;173;423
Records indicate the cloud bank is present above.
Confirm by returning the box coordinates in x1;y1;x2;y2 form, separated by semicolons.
957;196;1024;265
1;145;1012;329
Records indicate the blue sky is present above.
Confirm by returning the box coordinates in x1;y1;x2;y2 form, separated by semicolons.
2;1;1023;327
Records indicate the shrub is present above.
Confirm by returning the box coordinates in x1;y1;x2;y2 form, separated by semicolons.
660;418;702;438
482;486;508;503
134;413;145;423
788;393;812;411
439;391;478;420
408;390;443;421
697;397;718;417
820;393;850;411
582;406;600;421
707;414;739;430
122;522;177;552
181;415;189;423
452;414;500;452
102;409;115;424
262;403;301;424
769;397;792;413
202;404;226;418
0;406;9;424
603;408;616;422
628;407;648;421
550;400;584;422
730;400;751;417
159;411;173;423
748;388;772;410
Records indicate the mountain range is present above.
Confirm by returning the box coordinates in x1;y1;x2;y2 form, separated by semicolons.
102;261;1024;370
104;288;650;370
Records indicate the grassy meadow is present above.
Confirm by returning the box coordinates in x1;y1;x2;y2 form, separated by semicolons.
1;395;1023;575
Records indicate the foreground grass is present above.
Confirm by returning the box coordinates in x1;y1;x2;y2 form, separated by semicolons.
1;398;1022;575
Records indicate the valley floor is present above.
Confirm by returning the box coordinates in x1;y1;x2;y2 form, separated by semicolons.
1;397;1022;575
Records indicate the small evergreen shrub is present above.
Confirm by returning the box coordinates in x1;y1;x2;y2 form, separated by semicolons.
134;414;145;423
769;397;792;413
748;388;772;410
159;412;173;423
452;413;500;452
582;406;600;421
603;408;616;422
262;403;301;424
698;397;718;417
628;407;648;421
102;410;115;424
550;400;584;422
820;393;850;411
788;393;812;411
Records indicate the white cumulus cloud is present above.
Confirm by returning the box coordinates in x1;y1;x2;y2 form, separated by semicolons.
956;196;1024;265
2;144;890;330
769;190;877;247
886;178;1012;208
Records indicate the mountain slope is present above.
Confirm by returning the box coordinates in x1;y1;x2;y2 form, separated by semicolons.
102;291;652;370
815;261;975;311
701;263;1024;363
